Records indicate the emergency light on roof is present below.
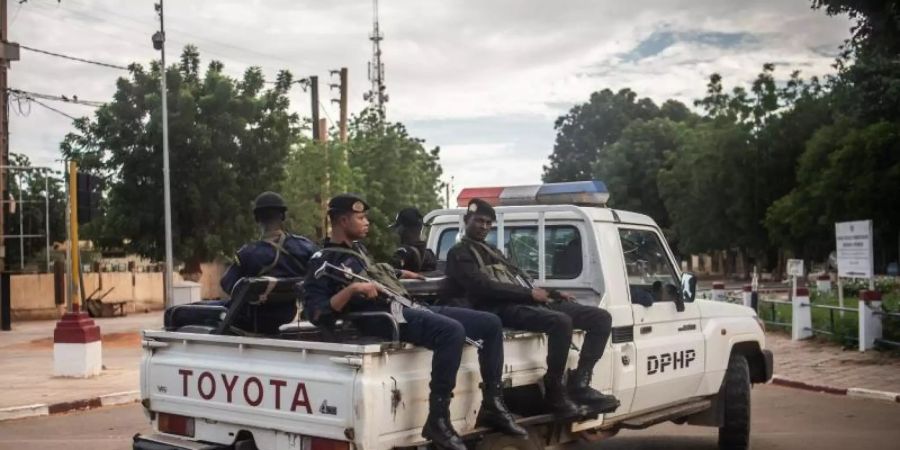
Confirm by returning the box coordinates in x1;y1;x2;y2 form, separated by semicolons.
457;180;609;207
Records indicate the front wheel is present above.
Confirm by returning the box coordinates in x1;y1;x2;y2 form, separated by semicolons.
718;353;751;450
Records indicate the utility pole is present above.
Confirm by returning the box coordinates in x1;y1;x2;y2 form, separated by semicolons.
153;1;174;307
310;76;320;142
330;67;348;143
0;0;21;330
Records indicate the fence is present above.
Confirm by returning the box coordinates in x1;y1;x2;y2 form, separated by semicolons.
702;286;900;351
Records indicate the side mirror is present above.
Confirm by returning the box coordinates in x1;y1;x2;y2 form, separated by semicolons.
681;273;697;304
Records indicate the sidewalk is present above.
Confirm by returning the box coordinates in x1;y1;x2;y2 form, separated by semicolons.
0;312;161;416
767;332;900;400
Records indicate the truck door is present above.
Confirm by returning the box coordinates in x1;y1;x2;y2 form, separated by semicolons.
617;227;705;412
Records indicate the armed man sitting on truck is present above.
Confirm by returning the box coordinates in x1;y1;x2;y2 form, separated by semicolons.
390;207;438;273
303;194;527;450
443;198;619;417
219;191;319;334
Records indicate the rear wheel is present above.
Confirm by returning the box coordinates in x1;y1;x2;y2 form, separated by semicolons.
718;353;751;450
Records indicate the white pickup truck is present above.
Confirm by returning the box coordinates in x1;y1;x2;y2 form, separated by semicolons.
135;181;773;450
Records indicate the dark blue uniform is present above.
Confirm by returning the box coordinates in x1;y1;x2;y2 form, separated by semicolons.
303;240;505;398
220;231;319;333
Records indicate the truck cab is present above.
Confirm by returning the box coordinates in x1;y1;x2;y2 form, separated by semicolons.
134;180;772;450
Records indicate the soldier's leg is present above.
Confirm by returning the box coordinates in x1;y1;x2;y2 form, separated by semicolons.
547;301;618;411
548;301;613;363
397;308;467;450
431;306;527;437
496;305;573;380
495;305;581;416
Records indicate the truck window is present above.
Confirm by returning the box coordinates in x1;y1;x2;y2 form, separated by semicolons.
618;228;680;303
438;226;582;280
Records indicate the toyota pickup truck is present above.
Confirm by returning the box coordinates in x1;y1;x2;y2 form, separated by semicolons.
135;180;773;450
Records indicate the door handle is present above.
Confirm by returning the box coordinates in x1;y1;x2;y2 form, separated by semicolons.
677;324;697;332
639;326;652;335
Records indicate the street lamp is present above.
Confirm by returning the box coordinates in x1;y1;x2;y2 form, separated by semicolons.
153;1;175;308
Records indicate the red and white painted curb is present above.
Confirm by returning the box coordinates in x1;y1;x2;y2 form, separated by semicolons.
0;390;140;422
771;375;900;403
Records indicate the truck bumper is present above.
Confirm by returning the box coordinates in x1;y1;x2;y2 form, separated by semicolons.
133;433;227;450
761;349;774;382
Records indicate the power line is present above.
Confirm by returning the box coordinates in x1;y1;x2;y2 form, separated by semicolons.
7;88;104;107
8;90;79;121
19;44;129;71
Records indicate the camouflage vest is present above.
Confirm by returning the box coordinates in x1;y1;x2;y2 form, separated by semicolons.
462;237;532;289
321;246;410;297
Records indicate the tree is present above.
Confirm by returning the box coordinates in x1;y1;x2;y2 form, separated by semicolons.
61;46;300;275
3;153;67;272
592;117;687;231
543;89;662;182
283;109;444;260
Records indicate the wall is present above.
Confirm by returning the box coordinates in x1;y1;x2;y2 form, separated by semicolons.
10;261;229;321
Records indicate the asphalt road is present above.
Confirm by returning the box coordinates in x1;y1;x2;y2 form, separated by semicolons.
1;385;898;450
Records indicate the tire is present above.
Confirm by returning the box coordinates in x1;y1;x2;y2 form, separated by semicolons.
718;353;751;450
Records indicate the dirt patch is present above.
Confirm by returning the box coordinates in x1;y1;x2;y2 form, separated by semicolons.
15;332;142;350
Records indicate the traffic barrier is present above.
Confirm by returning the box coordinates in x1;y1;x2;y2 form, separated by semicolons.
858;290;883;352
816;274;831;293
711;282;726;302
741;285;753;308
792;287;813;341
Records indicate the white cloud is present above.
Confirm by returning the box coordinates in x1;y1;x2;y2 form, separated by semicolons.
8;0;851;191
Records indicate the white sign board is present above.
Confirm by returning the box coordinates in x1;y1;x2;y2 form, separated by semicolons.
786;259;804;277
835;220;873;279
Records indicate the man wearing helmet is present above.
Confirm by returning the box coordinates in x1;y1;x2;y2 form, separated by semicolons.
219;191;319;333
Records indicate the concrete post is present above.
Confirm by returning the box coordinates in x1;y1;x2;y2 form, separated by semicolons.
858;290;883;352
816;274;831;293
712;282;726;302
792;287;813;341
742;284;753;308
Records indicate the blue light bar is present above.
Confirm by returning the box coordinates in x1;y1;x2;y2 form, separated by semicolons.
536;180;609;206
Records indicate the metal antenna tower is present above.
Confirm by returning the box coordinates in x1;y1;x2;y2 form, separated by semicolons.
364;0;388;116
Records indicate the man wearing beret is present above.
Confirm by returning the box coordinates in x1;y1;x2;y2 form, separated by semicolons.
303;194;526;450
390;207;438;273
218;191;319;334
443;198;619;416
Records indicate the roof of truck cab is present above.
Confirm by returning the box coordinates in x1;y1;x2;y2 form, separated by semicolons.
427;205;659;228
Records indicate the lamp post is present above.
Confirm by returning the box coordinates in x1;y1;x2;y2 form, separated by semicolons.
153;1;174;307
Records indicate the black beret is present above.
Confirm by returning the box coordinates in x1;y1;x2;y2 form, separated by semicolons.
328;193;369;215
390;207;424;229
465;198;496;221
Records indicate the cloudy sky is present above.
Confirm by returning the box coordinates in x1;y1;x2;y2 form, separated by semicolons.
10;0;850;201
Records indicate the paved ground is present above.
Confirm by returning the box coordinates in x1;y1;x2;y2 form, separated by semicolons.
0;313;161;409
767;332;900;394
1;385;898;450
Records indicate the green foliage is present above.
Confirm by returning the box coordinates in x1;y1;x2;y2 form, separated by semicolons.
283;109;443;261
61;46;299;270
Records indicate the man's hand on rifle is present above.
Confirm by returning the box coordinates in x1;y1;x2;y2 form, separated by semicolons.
399;270;426;280
353;282;380;299
531;288;551;303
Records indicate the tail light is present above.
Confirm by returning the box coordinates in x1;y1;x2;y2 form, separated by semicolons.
157;412;195;437
305;437;350;450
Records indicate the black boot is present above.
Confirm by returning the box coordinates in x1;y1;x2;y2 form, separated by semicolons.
543;375;582;418
422;395;466;450
476;383;528;438
567;367;619;413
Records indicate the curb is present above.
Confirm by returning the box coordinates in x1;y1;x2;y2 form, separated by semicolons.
0;390;140;422
771;375;900;403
